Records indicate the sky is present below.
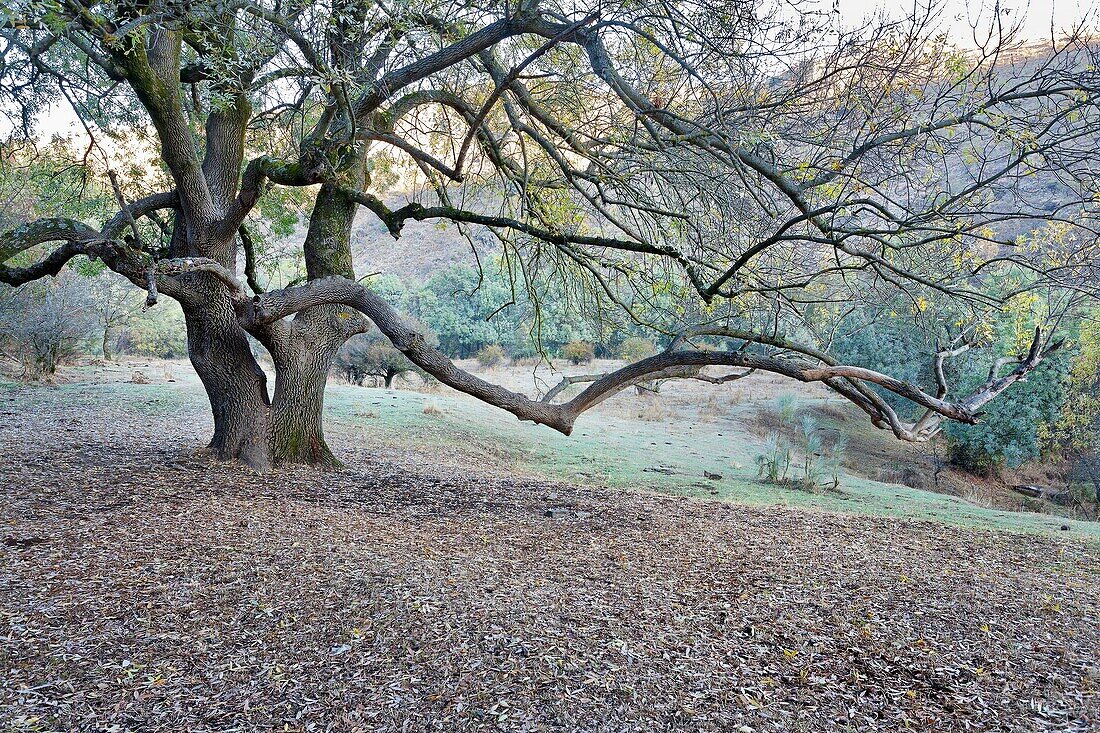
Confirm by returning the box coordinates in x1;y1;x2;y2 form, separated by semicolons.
834;0;1091;42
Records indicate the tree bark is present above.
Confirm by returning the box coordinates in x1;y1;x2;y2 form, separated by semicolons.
182;283;274;471
267;308;350;467
259;176;366;467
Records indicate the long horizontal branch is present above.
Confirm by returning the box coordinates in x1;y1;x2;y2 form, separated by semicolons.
0;192;179;287
226;275;1052;440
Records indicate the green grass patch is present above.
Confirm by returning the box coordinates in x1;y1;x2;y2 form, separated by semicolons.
7;372;1093;540
324;384;1100;540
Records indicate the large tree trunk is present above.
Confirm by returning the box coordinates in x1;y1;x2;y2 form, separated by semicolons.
183;294;356;471
260;178;367;468
267;308;352;468
166;171;365;471
183;284;274;471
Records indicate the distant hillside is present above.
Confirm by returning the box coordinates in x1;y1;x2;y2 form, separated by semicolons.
348;198;501;282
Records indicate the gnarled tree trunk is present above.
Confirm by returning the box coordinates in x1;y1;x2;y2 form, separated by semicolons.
266;307;359;467
182;283;274;471
259;178;366;467
171;180;365;470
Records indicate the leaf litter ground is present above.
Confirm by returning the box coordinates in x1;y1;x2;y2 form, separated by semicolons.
1;381;1098;732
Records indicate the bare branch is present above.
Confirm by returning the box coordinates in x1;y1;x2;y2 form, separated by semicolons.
238;276;1056;441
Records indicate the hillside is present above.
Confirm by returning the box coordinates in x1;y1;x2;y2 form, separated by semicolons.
350;208;490;282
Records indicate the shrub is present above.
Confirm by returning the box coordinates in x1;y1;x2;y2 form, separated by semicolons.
335;335;412;387
563;340;595;365
122;301;188;359
0;275;96;377
618;337;656;362
476;343;506;368
944;351;1069;473
755;431;792;483
755;410;847;491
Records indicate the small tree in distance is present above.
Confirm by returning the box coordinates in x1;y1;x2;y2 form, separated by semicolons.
0;274;95;377
336;321;436;388
618;338;657;363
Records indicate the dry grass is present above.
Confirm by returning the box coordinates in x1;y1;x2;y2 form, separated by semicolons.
961;482;1000;510
635;395;667;422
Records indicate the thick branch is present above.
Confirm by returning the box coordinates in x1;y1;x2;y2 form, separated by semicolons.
239;276;1052;440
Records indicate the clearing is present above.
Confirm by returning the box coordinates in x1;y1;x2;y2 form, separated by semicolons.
1;362;1098;732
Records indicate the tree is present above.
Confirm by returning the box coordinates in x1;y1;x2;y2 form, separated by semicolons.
2;0;1099;469
87;272;138;360
943;351;1070;474
563;340;595;365
335;322;434;388
475;343;506;368
409;266;518;357
0;273;94;377
618;338;657;363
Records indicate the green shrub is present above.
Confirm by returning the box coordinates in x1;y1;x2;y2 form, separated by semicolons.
755;431;792;483
335;334;415;388
476;343;506;368
122;301;188;359
755;408;847;491
563;340;595;365
943;351;1070;473
618;336;656;362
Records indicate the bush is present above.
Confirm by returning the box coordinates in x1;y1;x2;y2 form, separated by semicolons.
0;276;96;377
755;407;846;491
943;351;1069;473
618;336;656;362
475;343;506;368
335;335;410;387
755;431;792;483
563;340;595;365
121;301;188;359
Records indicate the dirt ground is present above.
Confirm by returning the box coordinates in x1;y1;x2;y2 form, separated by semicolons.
2;379;1099;732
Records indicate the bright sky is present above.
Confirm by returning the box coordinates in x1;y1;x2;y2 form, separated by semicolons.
835;0;1091;42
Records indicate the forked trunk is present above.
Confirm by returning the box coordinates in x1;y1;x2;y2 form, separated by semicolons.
185;302;354;470
174;178;362;471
